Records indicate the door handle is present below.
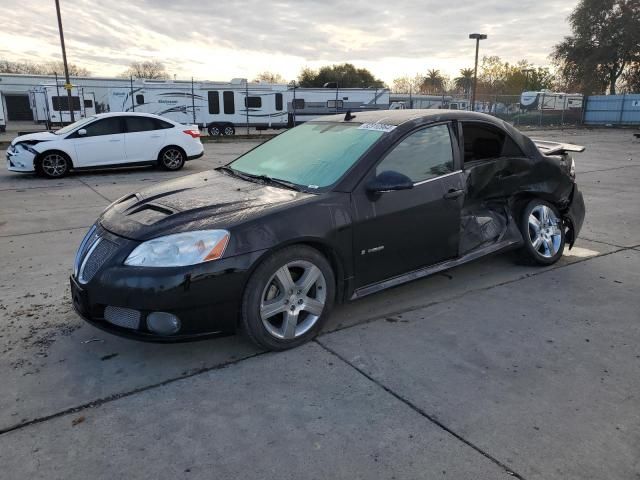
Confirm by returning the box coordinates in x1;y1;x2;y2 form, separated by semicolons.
443;188;464;200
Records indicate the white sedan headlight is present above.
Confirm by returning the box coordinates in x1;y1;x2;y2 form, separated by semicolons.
124;230;230;267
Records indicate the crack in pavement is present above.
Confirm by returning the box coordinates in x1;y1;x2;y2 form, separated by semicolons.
74;177;115;203
0;225;93;238
315;340;528;480
579;164;639;175
0;245;634;438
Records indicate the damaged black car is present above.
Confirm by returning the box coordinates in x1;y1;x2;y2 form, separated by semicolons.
70;110;585;350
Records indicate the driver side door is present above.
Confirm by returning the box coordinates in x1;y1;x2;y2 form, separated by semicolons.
69;117;126;167
352;123;464;288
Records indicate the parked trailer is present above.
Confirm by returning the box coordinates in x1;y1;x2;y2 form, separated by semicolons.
0;97;5;132
29;85;96;127
520;90;583;111
109;79;289;135
389;93;450;109
288;87;389;124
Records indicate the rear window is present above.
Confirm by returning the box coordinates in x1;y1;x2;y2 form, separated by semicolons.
125;116;158;132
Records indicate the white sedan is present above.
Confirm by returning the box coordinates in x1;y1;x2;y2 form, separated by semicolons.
6;112;204;178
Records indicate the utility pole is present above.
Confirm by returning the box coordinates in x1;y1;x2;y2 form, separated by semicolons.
469;33;487;112
54;0;75;122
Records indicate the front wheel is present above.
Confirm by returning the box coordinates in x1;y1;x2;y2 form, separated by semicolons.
158;147;185;171
517;199;565;265
39;152;70;178
241;245;335;351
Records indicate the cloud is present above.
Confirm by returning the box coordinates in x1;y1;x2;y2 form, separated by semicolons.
1;0;578;83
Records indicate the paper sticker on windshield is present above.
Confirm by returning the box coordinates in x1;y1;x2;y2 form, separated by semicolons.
358;123;396;133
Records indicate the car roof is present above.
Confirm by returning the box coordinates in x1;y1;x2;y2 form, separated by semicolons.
316;109;507;127
93;112;171;120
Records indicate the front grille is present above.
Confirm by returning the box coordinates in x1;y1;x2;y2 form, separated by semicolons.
104;306;141;330
74;225;98;277
79;238;119;283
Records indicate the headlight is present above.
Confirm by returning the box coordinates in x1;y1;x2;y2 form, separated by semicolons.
124;230;230;267
569;157;576;180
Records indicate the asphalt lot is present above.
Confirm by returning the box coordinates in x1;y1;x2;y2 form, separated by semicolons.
0;128;638;479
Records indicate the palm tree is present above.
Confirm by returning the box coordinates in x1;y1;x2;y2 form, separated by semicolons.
420;69;445;94
454;68;475;95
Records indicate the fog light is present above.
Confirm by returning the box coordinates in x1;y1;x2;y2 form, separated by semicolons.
147;312;181;335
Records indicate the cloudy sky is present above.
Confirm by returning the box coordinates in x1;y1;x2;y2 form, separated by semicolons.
2;0;578;84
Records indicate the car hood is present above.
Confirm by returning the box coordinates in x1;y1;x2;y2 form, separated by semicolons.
11;131;58;146
100;170;315;241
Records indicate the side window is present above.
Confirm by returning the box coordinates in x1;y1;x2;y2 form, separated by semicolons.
208;91;219;114
223;91;235;114
83;99;93;108
125;116;158;133
327;100;343;109
82;118;123;137
244;96;262;108
275;93;283;111
462;123;524;162
376;124;454;182
135;94;144;105
154;119;174;129
292;98;305;109
52;96;81;111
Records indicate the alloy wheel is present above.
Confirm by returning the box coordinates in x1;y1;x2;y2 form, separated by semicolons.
41;154;67;177
162;149;183;169
528;205;562;258
260;260;327;340
223;126;235;136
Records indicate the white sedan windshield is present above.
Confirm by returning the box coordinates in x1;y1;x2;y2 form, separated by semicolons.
54;116;97;135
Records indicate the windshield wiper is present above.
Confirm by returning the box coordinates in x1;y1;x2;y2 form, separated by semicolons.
217;166;301;191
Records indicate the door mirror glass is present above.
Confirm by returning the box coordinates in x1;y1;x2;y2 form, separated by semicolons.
77;128;87;136
366;170;414;193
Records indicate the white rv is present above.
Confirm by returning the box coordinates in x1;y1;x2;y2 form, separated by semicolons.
389;93;451;110
520;91;583;111
288;87;389;124
109;79;289;135
0;99;5;132
29;85;96;127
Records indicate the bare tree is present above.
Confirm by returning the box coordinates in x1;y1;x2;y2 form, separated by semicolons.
392;74;424;93
253;71;286;83
0;58;90;76
119;61;169;80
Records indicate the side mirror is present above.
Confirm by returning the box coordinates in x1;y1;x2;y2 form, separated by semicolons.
78;129;87;136
366;170;414;193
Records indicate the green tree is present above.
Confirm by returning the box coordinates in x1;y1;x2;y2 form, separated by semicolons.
552;0;640;94
621;63;640;92
297;63;385;88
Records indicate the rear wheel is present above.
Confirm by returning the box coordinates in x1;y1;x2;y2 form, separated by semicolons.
517;199;565;265
38;152;70;178
222;125;235;136
158;147;185;171
241;245;335;351
207;125;221;136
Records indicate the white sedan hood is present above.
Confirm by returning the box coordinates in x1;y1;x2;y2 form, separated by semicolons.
11;131;59;146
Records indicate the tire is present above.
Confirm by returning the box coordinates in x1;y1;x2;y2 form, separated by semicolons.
208;125;221;136
158;147;185;171
222;125;235;136
241;245;335;351
38;151;70;178
517;199;565;265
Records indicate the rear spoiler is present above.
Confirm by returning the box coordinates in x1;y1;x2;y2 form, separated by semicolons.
533;139;585;155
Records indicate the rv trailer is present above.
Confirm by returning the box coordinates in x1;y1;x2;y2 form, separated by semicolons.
109;79;289;135
520;90;583;111
288;87;389;125
29;84;96;127
0;98;5;132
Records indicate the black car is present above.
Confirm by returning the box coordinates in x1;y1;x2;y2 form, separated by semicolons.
70;110;585;350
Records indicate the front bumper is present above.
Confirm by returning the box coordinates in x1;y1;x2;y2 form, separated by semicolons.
6;146;36;172
70;226;267;342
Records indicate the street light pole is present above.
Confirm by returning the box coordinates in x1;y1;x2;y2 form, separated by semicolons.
469;33;487;112
54;0;74;122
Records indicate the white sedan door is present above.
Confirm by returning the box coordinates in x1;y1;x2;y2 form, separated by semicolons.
70;117;126;167
123;116;169;163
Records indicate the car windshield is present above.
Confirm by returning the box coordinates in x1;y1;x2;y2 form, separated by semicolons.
54;116;97;135
229;122;384;189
